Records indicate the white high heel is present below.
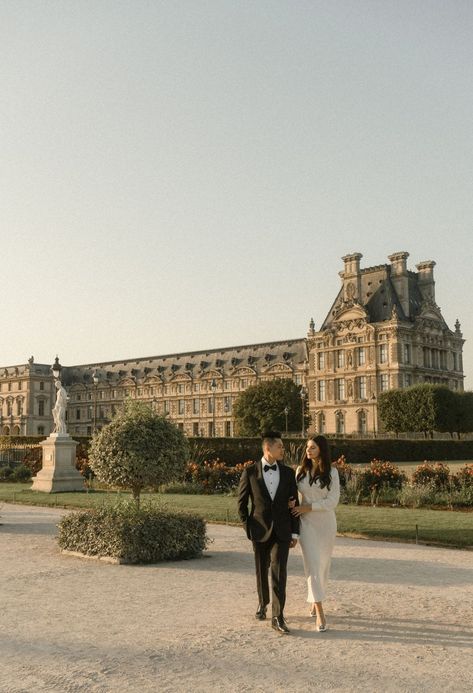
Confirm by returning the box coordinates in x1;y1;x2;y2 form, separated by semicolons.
316;621;327;632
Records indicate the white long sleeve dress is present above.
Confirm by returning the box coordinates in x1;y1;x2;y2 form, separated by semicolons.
296;466;340;603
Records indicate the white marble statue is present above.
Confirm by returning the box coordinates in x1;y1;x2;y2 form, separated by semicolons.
52;380;68;435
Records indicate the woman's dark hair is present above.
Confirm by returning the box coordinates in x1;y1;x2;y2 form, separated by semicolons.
296;435;332;489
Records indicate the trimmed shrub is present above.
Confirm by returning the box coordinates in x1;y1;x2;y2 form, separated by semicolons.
0;465;14;481
412;462;451;490
11;464;32;482
89;401;189;505
57;501;208;563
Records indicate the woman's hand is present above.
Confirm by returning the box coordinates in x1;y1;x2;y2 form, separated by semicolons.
291;505;311;517
288;497;296;509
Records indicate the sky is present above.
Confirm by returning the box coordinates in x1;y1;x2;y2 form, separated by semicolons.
1;1;472;386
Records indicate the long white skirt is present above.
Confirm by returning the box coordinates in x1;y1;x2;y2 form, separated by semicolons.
299;510;336;603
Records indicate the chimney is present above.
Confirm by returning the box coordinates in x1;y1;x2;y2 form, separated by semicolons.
416;260;436;303
388;251;410;317
339;253;362;302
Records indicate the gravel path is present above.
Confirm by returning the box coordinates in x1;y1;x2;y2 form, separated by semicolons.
1;503;472;692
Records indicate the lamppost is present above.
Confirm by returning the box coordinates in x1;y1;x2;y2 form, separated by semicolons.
51;356;62;381
92;371;99;434
283;406;289;434
300;386;307;437
210;378;217;437
371;393;377;436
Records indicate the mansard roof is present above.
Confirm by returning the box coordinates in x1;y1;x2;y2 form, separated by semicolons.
321;259;448;330
62;338;308;386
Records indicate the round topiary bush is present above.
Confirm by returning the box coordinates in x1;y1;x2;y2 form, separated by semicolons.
89;401;190;505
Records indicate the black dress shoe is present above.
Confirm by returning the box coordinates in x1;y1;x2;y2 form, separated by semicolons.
255;604;267;620
272;615;290;634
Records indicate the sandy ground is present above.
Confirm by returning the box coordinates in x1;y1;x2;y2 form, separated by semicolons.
1;504;472;693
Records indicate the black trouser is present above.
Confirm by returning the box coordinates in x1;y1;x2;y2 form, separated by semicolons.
253;531;290;618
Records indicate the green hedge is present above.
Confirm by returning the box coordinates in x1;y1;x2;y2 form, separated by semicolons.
57;502;208;563
188;437;473;465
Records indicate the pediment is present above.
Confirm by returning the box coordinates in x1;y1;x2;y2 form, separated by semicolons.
233;366;256;376
118;378;135;387
264;363;292;374
334;304;367;322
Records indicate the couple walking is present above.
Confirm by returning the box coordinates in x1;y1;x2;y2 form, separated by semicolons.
237;431;340;634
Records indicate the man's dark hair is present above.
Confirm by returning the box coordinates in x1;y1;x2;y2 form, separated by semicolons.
261;430;282;448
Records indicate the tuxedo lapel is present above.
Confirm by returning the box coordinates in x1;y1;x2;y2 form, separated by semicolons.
273;462;286;504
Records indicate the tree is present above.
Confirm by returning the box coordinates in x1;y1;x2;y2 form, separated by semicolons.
89;400;189;505
233;378;309;436
378;390;409;435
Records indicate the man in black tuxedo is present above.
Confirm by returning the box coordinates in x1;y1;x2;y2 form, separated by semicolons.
237;431;300;634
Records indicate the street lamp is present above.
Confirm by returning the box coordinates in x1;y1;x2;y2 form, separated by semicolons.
210;378;217;437
300;386;307;437
51;356;62;380
370;393;377;436
92;371;99;434
283;406;289;434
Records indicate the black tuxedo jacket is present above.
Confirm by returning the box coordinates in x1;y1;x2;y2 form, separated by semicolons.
237;460;300;542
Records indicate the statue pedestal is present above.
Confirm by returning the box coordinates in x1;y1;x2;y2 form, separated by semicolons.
31;433;85;493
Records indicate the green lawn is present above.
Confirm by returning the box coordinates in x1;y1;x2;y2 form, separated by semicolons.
1;483;472;549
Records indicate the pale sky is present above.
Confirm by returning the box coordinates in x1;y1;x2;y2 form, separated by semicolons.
1;1;472;386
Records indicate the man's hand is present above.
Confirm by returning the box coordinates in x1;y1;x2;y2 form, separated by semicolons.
289;538;298;548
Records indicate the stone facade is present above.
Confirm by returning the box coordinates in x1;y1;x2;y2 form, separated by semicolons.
0;252;465;437
306;252;465;434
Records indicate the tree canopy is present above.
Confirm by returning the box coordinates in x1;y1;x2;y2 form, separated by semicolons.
378;384;473;437
232;378;309;436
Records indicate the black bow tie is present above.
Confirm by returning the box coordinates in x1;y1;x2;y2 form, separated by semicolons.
264;464;277;472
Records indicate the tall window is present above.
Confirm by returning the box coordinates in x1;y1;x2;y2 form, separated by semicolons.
358;410;367;433
178;399;185;415
17;400;23;415
39;381;45;391
317;380;326;401
335;411;345;434
318;412;325;433
38;400;45;416
225;421;232;437
335;378;345;400
404;373;412;387
7;401;12;416
358;376;367;399
76;408;81;420
379;344;388;364
404;344;411;364
337;350;345;368
379;373;389;391
163;400;169;414
317;352;325;370
224;396;232;413
208;397;214;413
357;347;366;366
193;398;199;415
37;426;45;435
452;352;458;371
193;422;199;436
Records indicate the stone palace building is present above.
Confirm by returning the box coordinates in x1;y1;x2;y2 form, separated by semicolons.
0;252;465;437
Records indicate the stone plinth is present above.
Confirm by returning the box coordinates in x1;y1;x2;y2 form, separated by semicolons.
31;433;85;493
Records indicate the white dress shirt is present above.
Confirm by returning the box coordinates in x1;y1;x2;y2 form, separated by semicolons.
261;456;280;500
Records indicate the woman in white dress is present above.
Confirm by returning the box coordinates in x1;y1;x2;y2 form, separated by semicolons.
290;435;340;631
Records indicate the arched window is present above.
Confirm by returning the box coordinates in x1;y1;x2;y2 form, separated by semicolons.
12;425;20;436
358;409;367;434
335;411;345;435
317;412;325;434
2;426;10;435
